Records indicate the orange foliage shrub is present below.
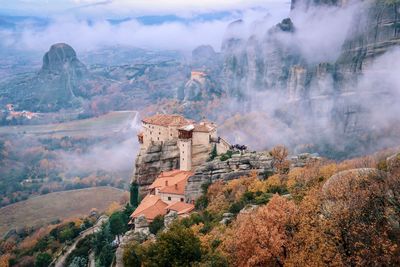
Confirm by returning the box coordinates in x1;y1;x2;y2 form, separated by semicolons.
287;170;400;266
0;254;10;267
270;145;290;174
222;195;298;267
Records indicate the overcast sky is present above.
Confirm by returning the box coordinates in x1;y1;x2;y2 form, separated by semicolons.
0;0;290;18
0;0;290;52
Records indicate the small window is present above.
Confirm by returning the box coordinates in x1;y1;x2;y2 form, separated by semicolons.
159;132;161;135
180;198;184;202
168;197;171;201
182;151;184;154
157;137;159;141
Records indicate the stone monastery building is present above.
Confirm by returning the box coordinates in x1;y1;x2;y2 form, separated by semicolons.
137;114;229;171
131;114;229;223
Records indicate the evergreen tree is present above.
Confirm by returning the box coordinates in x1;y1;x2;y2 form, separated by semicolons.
130;182;139;207
35;253;52;267
208;144;217;161
109;211;127;243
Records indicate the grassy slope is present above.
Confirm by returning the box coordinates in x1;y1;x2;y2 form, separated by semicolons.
0;187;127;237
0;111;137;137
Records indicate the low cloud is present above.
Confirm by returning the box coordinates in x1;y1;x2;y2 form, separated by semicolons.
0;3;290;53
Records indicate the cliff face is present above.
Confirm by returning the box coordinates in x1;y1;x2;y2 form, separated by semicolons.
133;140;180;195
185;151;274;201
220;0;400;156
0;43;93;112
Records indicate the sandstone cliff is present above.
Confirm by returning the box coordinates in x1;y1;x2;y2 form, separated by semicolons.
133;140;180;195
185;151;274;201
133;139;213;195
219;0;400;157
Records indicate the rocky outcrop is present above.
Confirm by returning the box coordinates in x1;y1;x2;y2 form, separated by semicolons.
115;226;151;267
290;153;322;167
41;43;87;75
0;43;94;112
134;215;150;236
220;213;234;225
164;211;178;229
219;0;400;157
133;140;180;194
185;151;274;201
179;71;222;102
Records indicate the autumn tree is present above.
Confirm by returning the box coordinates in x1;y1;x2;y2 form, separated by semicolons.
287;169;400;266
222;195;298;267
270;145;290;175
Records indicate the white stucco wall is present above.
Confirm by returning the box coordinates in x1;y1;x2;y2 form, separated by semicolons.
160;193;185;204
178;139;192;171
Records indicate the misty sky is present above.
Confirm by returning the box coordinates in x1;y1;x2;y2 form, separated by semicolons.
0;0;289;17
0;0;290;52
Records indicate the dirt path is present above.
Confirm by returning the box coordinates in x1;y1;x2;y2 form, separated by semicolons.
53;216;108;267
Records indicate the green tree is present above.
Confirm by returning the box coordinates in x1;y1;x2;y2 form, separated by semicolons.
149;215;164;235
109;211;127;243
144;223;202;266
123;242;142;267
68;256;87;267
35;253;52;267
130;182;139;207
93;223;114;267
208;145;217;161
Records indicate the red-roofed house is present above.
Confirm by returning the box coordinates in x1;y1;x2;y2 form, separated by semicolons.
130;170;195;223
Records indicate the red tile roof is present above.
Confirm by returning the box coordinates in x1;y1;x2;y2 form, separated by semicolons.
165;201;195;215
159;179;188;195
131;195;168;221
142;114;193;127
149;170;193;193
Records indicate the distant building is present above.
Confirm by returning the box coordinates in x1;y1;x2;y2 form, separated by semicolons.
138;114;230;171
130;170;195;223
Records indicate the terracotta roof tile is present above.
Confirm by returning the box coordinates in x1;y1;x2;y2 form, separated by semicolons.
165;201;195;215
131;195;168;221
159;179;188;195
149;170;193;191
142;114;193;127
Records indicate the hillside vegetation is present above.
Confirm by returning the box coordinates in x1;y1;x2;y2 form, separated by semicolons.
122;147;400;267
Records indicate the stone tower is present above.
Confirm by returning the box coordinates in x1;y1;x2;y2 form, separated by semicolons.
178;126;193;171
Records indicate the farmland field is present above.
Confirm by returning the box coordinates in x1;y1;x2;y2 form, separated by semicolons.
0;187;128;237
0;110;138;137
